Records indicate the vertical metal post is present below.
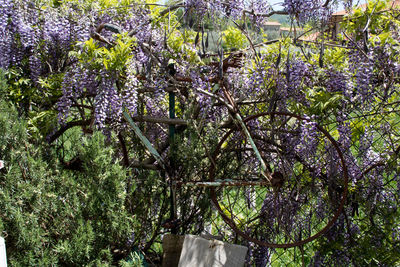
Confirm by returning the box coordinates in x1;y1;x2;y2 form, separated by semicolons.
169;91;177;234
169;91;176;142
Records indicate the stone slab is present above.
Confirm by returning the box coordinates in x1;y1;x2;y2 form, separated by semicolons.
162;234;185;267
178;235;247;267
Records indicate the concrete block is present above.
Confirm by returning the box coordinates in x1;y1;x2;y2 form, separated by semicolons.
162;234;185;267
178;235;248;267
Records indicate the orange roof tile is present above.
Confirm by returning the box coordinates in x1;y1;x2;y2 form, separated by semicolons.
280;27;303;31
299;32;320;42
263;21;281;26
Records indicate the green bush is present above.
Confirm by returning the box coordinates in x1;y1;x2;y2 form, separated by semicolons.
222;26;248;51
0;99;135;266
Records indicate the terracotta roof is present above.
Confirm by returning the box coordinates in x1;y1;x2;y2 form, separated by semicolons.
299;32;320;42
280;27;303;31
333;0;400;16
263;21;281;26
332;9;348;16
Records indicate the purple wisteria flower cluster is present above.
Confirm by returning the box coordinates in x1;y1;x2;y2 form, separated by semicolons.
283;0;332;24
325;69;349;95
58;66;98;123
295;116;322;175
0;0;90;82
248;56;274;98
348;48;374;105
285;58;312;104
0;0;29;69
184;0;274;23
58;64;139;132
94;76;120;129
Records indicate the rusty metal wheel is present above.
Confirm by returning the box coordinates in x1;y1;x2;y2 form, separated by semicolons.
208;112;348;248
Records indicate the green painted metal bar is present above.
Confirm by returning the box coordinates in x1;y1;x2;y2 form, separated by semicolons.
123;110;165;169
233;113;270;179
169;92;176;141
168;91;177;234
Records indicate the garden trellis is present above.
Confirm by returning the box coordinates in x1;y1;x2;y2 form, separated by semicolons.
122;71;350;249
